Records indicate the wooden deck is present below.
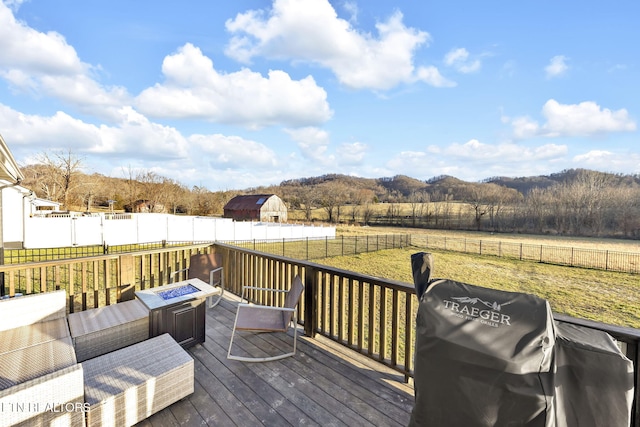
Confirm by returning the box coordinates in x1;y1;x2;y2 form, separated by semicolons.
139;294;415;426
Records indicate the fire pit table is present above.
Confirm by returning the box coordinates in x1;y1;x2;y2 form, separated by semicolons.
135;278;218;348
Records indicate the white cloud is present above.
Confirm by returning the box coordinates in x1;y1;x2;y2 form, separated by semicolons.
0;103;189;160
511;99;636;138
542;99;636;136
442;139;567;161
0;100;284;189
573;150;640;172
0;3;130;119
500;60;517;79
285;126;332;162
225;0;453;90
2;0;26;12
135;43;332;128
189;133;278;169
387;142;569;182
386;150;428;170
0;104;101;151
0;4;82;75
342;1;359;23
336;141;367;164
444;48;481;73
545;55;568;79
511;116;540;139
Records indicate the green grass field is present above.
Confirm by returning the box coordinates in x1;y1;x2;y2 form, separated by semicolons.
317;246;640;329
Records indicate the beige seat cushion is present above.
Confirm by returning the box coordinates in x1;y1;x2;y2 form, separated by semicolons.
0;334;77;390
0;318;70;355
68;299;148;337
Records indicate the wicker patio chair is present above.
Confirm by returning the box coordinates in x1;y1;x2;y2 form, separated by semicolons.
172;253;224;308
227;275;305;362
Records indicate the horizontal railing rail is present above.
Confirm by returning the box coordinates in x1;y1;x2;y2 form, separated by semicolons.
0;242;637;425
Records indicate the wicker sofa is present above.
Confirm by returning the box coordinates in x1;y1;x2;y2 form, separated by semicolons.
1;291;195;427
0;290;85;427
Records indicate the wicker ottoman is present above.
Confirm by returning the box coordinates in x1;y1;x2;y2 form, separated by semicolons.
68;300;149;362
82;333;194;427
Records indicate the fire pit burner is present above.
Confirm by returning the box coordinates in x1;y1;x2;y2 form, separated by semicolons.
156;284;200;300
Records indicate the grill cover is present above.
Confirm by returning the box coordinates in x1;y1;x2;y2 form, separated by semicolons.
409;278;556;427
554;321;634;427
409;252;635;427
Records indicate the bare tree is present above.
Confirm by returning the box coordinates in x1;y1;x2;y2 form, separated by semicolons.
462;184;490;231
121;166;142;212
484;184;521;231
361;202;374;225
524;188;549;233
610;186;640;237
408;191;427;226
36;150;84;209
297;187;319;221
318;181;348;223
346;189;374;224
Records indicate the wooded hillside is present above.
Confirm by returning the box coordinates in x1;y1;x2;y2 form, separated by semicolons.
19;151;640;238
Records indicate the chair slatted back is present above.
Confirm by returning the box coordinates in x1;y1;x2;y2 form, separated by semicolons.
188;253;223;284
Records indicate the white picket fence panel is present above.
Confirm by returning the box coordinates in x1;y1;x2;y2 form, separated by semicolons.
23;213;334;248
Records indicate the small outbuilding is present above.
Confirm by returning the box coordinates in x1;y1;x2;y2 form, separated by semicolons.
223;194;287;222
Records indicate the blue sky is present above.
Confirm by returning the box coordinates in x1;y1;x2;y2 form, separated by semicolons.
0;0;638;190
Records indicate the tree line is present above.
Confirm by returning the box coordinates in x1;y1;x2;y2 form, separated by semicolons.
20;151;640;238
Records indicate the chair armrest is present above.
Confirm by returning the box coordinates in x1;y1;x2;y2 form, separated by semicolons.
238;303;295;312
241;286;287;293
240;286;287;303
171;267;188;281
209;267;223;286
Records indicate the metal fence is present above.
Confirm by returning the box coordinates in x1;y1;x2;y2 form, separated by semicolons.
1;235;411;265
2;241;215;264
5;233;638;274
222;234;411;260
411;235;640;274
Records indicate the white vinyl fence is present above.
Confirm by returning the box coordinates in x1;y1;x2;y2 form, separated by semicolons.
24;213;335;248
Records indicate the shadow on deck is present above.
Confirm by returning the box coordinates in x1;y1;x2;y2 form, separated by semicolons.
138;293;415;426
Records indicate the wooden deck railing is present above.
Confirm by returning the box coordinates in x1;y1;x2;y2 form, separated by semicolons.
0;243;216;312
1;242;638;425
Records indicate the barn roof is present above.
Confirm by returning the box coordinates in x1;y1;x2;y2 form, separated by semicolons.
224;194;278;211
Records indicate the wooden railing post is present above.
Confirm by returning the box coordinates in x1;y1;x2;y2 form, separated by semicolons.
304;266;317;338
119;254;135;291
633;340;640;427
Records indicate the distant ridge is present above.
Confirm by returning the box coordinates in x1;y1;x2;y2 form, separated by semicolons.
484;168;640;195
276;168;640;200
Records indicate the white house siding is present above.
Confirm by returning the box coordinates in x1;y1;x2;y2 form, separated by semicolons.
1;185;29;248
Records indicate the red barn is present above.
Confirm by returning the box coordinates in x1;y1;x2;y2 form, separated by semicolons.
223;194;287;222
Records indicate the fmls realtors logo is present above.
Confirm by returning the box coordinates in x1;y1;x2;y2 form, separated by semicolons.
441;296;514;328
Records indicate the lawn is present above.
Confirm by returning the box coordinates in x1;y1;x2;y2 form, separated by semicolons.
317;246;640;329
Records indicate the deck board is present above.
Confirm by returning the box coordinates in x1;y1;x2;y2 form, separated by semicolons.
143;294;414;426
